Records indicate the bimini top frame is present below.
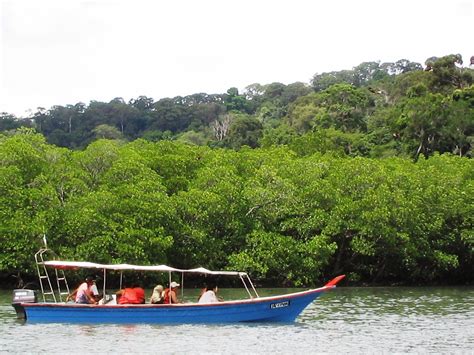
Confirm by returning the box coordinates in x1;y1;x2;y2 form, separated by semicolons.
39;258;260;300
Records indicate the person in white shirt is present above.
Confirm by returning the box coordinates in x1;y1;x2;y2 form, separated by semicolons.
150;284;165;304
198;284;221;304
66;276;97;304
90;281;99;301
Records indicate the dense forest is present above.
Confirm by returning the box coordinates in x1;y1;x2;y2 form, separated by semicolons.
1;54;473;287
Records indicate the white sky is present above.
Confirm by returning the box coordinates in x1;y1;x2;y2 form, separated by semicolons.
1;0;473;116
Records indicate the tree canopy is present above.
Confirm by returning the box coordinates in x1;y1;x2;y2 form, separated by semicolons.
1;53;473;286
0;130;472;286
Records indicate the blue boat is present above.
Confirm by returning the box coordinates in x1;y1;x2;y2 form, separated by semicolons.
12;246;345;324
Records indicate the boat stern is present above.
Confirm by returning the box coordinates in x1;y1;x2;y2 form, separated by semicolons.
12;289;37;319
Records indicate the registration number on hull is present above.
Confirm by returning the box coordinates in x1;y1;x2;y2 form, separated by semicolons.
270;301;290;309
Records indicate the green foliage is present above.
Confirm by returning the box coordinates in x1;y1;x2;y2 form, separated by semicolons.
428;54;474;91
93;124;123;140
0;133;472;285
225;117;263;149
228;231;336;286
3;54;470;162
224;87;253;113
287;84;372;133
0;113;32;131
311;59;422;91
1;54;474;286
259;124;297;148
176;130;210;146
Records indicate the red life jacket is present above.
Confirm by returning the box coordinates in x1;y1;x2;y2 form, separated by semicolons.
118;288;139;304
134;287;145;304
163;288;175;304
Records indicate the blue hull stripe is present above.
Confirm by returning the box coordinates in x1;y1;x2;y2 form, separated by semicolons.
22;288;329;324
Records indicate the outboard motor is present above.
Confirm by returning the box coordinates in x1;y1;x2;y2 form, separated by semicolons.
12;289;37;319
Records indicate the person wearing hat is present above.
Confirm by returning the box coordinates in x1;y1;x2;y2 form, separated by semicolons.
67;276;97;304
163;281;181;304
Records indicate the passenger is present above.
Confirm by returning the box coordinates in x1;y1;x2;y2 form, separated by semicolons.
197;284;207;302
133;284;146;304
90;280;101;302
163;281;180;304
150;285;165;304
67;276;97;304
198;284;221;304
116;286;139;304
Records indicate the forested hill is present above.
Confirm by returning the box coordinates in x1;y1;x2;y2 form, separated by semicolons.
0;54;473;287
2;54;474;160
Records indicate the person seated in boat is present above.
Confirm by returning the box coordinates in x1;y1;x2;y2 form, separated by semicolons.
90;280;101;302
67;276;97;304
116;285;140;304
150;284;165;304
163;281;180;304
198;284;221;304
197;284;207;302
133;283;145;304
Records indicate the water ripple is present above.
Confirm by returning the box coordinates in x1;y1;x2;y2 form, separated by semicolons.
1;287;473;354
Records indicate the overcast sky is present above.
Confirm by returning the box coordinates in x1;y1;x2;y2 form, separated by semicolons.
1;0;473;116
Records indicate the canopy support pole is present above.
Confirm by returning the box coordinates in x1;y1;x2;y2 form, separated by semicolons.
119;271;123;290
102;268;107;300
168;271;172;304
240;274;253;299
181;273;184;300
246;275;259;298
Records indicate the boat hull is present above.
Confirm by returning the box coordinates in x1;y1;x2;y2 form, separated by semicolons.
17;287;331;324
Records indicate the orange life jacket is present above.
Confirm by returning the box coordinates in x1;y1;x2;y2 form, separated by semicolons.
163;288;175;304
118;288;139;304
134;287;145;304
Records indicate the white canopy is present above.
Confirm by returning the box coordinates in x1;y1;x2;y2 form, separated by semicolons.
42;260;245;276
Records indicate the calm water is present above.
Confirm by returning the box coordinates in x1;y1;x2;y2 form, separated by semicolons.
0;287;473;354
